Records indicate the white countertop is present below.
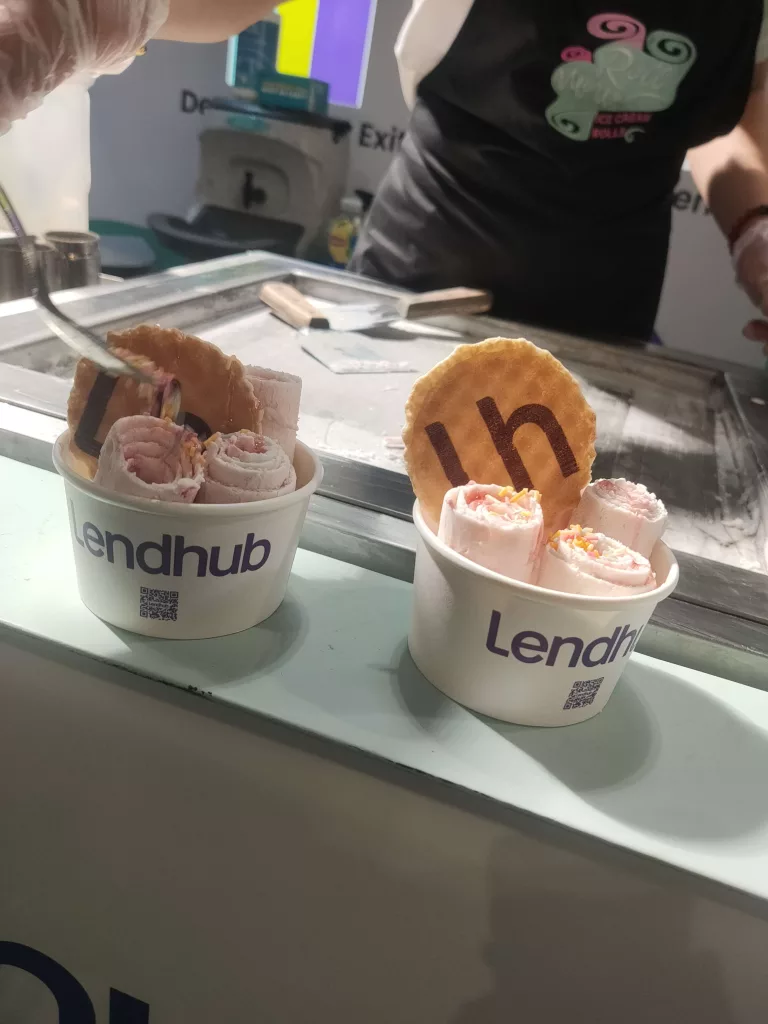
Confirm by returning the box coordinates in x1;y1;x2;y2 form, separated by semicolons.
2;454;768;904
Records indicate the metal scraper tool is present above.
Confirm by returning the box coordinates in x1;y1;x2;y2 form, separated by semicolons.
260;281;492;333
0;180;154;384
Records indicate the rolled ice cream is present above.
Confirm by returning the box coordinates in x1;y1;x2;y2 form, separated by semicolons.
538;525;656;597
573;478;667;558
438;483;543;583
94;415;204;503
198;430;297;504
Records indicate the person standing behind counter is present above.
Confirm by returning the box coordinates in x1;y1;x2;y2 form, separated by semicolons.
2;0;768;351
349;1;768;352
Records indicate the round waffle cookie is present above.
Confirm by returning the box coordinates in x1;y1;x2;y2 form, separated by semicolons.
67;324;262;478
403;338;596;533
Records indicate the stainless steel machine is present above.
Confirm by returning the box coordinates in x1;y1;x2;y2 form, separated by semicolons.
0;252;765;684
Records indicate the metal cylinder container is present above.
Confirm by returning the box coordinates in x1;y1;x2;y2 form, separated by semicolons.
44;230;101;289
0;238;62;301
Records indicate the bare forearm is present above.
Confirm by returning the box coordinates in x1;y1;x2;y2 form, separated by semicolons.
155;0;285;43
687;67;768;236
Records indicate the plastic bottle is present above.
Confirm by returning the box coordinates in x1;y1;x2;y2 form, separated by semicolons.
226;10;282;99
0;75;92;238
327;194;364;268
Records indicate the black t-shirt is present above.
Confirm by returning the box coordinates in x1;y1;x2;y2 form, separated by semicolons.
351;2;763;343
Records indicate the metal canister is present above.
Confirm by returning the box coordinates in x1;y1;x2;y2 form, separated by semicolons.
44;230;101;289
0;237;61;301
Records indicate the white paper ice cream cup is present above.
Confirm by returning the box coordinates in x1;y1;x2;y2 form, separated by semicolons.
409;501;679;727
53;431;323;639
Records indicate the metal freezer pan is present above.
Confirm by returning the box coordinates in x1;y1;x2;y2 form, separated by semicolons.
0;252;765;681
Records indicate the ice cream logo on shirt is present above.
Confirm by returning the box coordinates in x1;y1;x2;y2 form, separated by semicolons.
546;13;697;142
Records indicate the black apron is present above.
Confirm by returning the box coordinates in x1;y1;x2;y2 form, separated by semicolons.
350;1;762;344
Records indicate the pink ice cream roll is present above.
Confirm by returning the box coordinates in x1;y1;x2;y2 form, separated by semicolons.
245;366;302;462
438;483;544;583
198;430;296;504
573;478;667;558
94;415;204;503
538;525;657;597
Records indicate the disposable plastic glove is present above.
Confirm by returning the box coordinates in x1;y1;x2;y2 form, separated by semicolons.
0;0;169;133
733;216;768;356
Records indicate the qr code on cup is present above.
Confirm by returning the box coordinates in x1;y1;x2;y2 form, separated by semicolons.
563;677;604;710
139;586;179;622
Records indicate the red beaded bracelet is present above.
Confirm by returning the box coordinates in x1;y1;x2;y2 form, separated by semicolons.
728;204;768;253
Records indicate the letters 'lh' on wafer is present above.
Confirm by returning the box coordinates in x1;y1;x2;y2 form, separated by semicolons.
425;400;580;489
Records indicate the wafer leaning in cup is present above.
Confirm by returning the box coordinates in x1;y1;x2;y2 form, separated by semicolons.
438;483;543;583
67;324;262;479
94;415;204;503
538;525;657;597
198;430;297;504
573;478;667;558
403;338;596;534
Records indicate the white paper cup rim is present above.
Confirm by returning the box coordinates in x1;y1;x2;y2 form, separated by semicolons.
53;430;323;519
414;500;679;611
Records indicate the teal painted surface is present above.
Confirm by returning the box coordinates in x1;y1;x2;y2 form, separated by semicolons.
255;72;329;113
90;219;188;271
226;114;269;133
226;20;280;91
2;454;768;902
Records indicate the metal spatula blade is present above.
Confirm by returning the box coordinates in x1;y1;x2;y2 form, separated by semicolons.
260;282;492;333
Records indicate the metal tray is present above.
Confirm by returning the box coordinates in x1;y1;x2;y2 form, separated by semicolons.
4;259;764;574
0;252;765;678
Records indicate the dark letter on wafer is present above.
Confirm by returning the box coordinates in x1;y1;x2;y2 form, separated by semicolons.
476;399;579;489
424;422;470;488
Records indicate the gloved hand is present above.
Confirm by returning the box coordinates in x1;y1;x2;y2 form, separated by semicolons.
732;215;768;356
0;0;169;134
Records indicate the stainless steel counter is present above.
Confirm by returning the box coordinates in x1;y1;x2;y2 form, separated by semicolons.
0;251;765;685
